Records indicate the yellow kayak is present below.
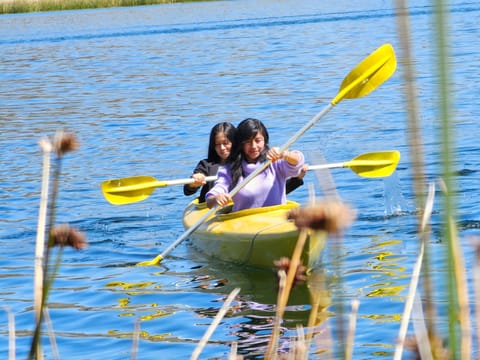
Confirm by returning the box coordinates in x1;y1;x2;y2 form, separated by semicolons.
182;200;326;269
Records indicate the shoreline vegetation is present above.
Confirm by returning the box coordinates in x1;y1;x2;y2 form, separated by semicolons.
0;0;207;14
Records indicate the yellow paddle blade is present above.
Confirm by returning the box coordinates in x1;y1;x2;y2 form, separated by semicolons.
137;254;163;266
101;176;159;205
102;175;218;205
333;44;396;105
345;150;400;178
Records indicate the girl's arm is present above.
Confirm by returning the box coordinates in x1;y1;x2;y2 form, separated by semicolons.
183;160;210;196
267;147;302;166
205;165;232;208
206;193;232;209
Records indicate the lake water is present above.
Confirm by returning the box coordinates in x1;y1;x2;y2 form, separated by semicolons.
1;0;479;358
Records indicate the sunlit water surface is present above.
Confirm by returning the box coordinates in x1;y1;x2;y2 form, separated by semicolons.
1;0;479;358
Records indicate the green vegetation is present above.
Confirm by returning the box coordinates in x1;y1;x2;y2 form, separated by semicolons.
0;0;207;14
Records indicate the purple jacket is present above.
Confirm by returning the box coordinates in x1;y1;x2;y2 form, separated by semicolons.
206;151;304;212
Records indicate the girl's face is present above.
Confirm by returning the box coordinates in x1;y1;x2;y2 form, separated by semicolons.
214;132;232;163
242;132;265;163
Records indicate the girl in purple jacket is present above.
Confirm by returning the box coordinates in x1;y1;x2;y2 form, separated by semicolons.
206;118;304;212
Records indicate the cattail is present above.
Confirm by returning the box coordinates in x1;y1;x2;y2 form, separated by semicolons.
50;224;87;250
274;256;307;286
53;131;79;157
287;200;356;234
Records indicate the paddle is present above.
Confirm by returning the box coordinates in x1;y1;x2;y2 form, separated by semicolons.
308;150;400;178
103;150;400;205
101;175;218;205
137;43;397;266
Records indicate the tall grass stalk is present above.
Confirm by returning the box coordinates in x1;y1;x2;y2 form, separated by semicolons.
266;199;355;358
30;133;66;359
266;269;287;359
449;215;471;359
29;131;85;360
412;293;435;358
33;138;52;358
190;287;240;360
330;234;347;360
305;268;330;353
394;183;435;359
228;341;238;360
439;180;472;358
3;306;16;360
43;308;60;360
266;229;309;359
130;318;141;360
473;239;480;354
393;2;438;352
433;0;462;356
293;325;308;359
345;300;359;360
308;171;349;360
395;0;466;357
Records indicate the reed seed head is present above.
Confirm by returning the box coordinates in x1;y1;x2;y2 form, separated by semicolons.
287;200;356;234
50;224;87;250
274;257;307;285
39;137;53;153
53;131;79;157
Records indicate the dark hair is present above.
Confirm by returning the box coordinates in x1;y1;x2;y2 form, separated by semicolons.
230;118;270;187
207;122;236;163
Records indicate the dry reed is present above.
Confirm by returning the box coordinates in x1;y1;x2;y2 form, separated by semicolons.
29;131;87;360
191;287;241;360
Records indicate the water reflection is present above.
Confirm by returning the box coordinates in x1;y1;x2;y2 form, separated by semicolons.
102;260;333;357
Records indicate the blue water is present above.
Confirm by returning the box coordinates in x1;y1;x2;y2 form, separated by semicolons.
1;0;479;358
